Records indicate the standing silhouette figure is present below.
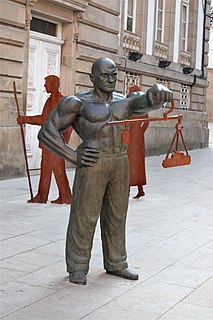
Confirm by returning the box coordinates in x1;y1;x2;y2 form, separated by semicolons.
17;75;72;204
127;85;149;199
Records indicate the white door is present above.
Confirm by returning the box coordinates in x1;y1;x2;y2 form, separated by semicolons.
26;32;62;169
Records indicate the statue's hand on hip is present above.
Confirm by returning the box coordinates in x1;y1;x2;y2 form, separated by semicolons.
76;148;100;167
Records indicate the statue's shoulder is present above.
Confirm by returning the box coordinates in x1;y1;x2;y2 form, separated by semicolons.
75;90;93;101
57;95;83;115
112;92;125;101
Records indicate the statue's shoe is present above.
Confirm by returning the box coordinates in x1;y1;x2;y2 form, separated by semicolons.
106;268;139;280
69;271;87;285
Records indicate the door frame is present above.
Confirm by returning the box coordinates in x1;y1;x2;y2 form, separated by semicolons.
26;18;64;169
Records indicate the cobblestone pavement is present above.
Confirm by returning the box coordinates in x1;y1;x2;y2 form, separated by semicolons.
1;133;213;319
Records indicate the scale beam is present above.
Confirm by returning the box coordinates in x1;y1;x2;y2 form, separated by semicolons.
106;100;191;168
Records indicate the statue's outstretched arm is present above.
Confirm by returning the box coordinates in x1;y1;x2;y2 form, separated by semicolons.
129;84;173;115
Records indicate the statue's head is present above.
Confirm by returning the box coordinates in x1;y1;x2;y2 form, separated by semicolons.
44;75;60;93
90;58;117;93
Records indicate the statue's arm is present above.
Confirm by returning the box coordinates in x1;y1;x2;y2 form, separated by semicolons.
38;96;81;165
129;84;173;115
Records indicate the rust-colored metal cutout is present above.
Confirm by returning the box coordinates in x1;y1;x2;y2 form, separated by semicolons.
107;99;191;169
162;151;191;168
162;122;191;168
14;76;73;204
122;124;130;144
127;85;149;198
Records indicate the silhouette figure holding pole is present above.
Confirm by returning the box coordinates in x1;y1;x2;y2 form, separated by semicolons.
17;75;72;204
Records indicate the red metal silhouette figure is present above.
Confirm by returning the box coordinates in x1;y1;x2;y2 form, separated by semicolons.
127;85;149;199
17;75;72;204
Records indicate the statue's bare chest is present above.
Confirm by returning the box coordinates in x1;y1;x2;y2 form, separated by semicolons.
80;101;111;123
79;100;131;123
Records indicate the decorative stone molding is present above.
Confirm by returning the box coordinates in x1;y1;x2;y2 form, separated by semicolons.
47;0;90;11
154;41;168;60
123;31;141;56
74;11;83;20
47;52;57;74
26;94;34;111
25;125;33;156
27;47;35;88
180;50;192;67
72;11;82;44
26;0;37;29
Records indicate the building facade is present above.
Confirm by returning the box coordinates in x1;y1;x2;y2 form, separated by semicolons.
206;3;213;121
0;0;211;179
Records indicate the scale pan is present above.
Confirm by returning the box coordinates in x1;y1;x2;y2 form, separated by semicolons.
162;151;191;168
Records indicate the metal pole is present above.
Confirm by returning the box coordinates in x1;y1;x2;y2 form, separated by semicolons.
13;81;33;200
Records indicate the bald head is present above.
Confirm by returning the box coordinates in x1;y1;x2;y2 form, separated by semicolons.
90;58;117;93
91;58;116;75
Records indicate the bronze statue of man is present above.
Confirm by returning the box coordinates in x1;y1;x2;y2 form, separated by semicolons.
39;57;173;285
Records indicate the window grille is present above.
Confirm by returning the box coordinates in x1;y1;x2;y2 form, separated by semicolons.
124;73;140;95
180;83;190;110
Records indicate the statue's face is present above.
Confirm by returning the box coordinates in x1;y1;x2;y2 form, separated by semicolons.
91;59;117;93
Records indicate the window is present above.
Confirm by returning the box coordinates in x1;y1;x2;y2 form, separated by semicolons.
125;0;136;33
155;0;165;43
124;72;140;95
30;17;57;37
156;78;169;87
181;1;189;51
180;84;190;110
156;78;169;108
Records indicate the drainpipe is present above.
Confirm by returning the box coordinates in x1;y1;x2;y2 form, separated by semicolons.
192;0;207;85
201;0;207;78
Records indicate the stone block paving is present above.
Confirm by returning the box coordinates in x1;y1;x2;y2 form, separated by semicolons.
0;145;213;319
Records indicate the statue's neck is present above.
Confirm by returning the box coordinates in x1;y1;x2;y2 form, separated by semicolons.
93;87;112;101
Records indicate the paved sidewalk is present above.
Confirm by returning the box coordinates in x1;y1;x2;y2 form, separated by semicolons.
1;144;213;319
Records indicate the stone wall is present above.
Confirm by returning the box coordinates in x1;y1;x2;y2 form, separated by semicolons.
206;6;213;122
75;0;121;93
206;68;213;121
0;0;27;179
